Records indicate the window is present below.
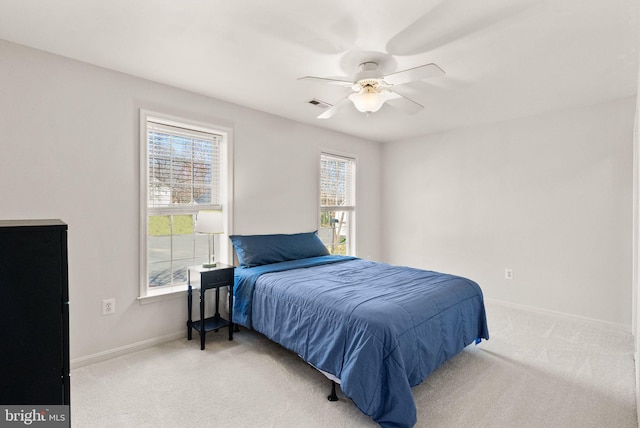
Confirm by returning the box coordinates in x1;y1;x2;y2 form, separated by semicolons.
319;152;356;255
140;111;232;298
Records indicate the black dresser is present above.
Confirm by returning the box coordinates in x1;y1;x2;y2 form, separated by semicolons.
0;220;70;405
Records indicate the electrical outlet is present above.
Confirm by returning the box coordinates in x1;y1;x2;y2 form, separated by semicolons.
505;269;513;280
102;298;116;315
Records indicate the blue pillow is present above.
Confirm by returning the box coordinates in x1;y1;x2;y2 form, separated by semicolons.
230;231;329;267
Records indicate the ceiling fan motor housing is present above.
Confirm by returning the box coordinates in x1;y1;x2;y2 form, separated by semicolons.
355;62;384;83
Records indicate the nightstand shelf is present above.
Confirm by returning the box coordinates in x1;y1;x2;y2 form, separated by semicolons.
187;263;235;350
190;314;229;333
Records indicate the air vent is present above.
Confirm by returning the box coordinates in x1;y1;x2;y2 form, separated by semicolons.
307;98;331;109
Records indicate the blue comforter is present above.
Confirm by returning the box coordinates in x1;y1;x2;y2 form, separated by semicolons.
233;256;489;428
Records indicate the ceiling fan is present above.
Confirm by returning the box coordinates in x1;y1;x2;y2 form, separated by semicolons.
299;61;445;119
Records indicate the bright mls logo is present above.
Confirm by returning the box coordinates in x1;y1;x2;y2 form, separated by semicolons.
1;406;69;427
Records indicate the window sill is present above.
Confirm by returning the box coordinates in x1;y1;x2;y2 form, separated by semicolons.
138;284;188;305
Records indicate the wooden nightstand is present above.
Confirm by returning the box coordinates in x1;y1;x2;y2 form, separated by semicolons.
187;263;235;350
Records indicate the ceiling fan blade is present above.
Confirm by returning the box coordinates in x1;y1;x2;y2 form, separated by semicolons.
298;76;354;86
385;91;424;115
317;97;351;119
386;0;532;56
383;63;445;86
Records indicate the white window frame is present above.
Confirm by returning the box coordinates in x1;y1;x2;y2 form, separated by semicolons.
319;151;356;256
139;110;233;302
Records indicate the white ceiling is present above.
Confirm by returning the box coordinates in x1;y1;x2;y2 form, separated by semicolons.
0;0;638;142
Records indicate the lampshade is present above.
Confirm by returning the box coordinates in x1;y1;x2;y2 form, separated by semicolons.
349;88;387;114
194;210;224;234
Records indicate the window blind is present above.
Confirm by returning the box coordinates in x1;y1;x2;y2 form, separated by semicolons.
147;120;221;210
321;153;354;208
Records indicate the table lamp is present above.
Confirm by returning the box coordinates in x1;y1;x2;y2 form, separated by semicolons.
194;210;224;268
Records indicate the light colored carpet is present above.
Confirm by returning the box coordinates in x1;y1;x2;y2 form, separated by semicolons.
71;302;637;427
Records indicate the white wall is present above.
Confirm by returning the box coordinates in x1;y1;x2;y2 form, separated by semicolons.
382;99;635;327
633;51;640;425
2;34;633;362
0;40;382;362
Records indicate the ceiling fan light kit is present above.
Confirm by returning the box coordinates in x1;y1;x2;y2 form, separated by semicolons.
349;86;388;114
300;60;445;119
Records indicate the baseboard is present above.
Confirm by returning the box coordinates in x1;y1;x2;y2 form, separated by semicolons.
70;330;185;370
70;300;629;370
486;298;631;334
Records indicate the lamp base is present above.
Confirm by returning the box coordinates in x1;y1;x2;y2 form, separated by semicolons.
202;262;217;268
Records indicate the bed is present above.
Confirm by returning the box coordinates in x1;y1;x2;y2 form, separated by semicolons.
230;232;489;428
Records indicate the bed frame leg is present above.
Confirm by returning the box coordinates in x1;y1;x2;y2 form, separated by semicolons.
327;381;339;402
